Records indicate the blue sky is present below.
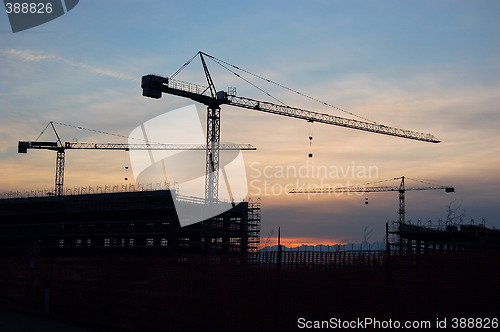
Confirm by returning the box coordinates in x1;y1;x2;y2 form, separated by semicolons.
1;1;499;245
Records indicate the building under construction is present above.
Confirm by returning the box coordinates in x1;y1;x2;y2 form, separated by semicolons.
387;219;500;252
0;189;260;257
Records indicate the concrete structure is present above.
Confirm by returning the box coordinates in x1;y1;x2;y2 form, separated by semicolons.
387;219;500;252
0;190;260;257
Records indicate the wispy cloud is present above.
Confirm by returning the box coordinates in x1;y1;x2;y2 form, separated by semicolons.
1;49;137;82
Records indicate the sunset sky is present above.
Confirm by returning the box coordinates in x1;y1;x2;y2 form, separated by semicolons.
1;1;499;246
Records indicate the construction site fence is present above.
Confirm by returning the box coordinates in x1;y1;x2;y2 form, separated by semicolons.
254;250;387;267
0;251;498;331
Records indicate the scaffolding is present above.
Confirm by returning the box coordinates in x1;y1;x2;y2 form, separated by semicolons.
179;197;261;253
247;197;261;252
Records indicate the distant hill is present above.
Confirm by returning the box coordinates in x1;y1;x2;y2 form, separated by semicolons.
259;241;386;252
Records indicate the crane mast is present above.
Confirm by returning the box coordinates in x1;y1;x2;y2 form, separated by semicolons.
55;148;65;196
200;53;222;203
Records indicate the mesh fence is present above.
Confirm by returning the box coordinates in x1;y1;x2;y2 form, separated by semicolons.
0;251;498;331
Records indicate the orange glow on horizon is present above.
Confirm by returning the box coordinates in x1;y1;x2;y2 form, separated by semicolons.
265;237;347;248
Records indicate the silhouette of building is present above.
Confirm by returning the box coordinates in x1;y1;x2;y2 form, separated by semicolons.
0;190;260;257
387;219;500;252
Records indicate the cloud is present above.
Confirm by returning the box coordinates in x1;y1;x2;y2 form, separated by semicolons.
2;49;59;62
0;49;137;82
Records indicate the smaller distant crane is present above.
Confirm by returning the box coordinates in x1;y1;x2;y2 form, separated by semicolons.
19;122;255;196
289;176;454;225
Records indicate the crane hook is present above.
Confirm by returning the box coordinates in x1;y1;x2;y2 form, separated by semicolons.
308;121;313;158
124;162;129;181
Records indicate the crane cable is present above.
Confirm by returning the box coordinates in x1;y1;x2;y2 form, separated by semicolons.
170;52;199;79
204;54;288;106
34;122;53;141
169;51;288;106
404;177;450;188
201;52;379;124
308;121;313;157
41;121;161;144
356;177;447;189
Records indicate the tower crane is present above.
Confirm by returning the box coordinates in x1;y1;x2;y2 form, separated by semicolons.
18;122;255;196
289;176;455;225
141;52;440;203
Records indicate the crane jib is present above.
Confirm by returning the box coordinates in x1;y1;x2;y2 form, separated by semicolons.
226;95;440;143
141;74;440;143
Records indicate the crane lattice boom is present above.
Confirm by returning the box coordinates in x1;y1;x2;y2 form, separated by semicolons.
19;141;254;152
142;76;440;143
18;139;255;196
289;185;453;194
